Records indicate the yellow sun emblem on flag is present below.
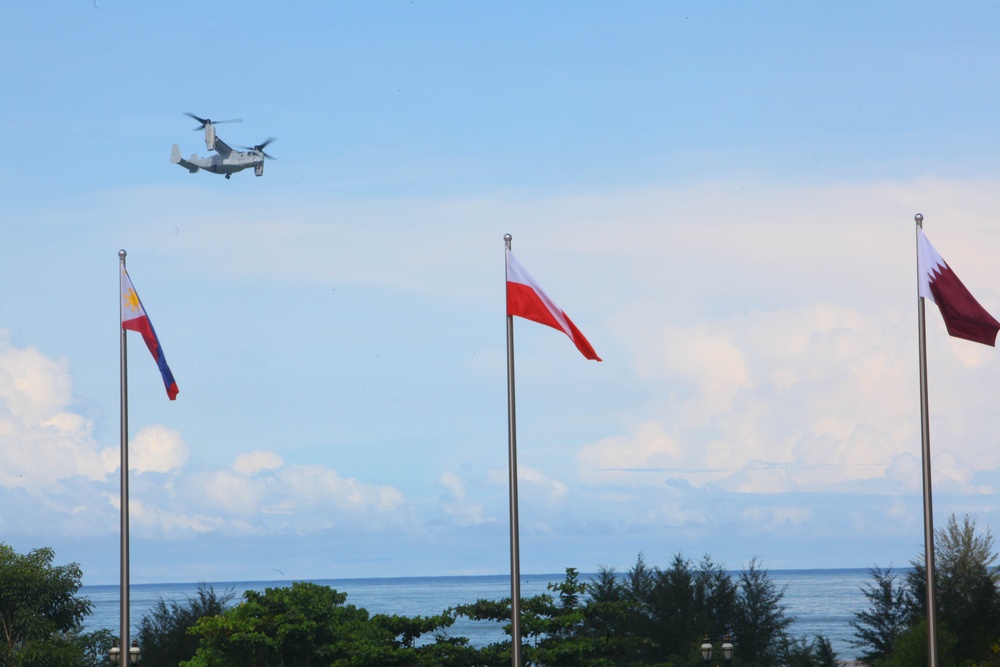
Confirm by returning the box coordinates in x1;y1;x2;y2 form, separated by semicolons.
123;288;141;313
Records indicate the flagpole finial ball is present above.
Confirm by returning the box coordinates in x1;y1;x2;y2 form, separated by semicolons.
118;249;127;259
504;234;512;242
915;213;923;223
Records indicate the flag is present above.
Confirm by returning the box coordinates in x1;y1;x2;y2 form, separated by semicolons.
506;249;601;361
121;267;179;399
917;227;1000;346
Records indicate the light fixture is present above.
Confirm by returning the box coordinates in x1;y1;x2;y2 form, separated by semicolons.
722;635;735;665
701;635;713;664
109;643;120;665
129;639;141;665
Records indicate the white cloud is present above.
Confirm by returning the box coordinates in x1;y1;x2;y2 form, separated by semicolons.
0;332;416;540
576;293;949;497
438;471;490;526
233;450;284;476
277;464;406;515
577;421;684;483
639;328;751;420
0;335;74;423
518;465;570;501
129;458;413;538
487;465;569;504
741;505;814;530
191;469;268;519
129;497;222;535
130;425;189;474
0;333;115;491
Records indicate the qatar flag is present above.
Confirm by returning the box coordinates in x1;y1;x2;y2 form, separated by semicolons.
917;227;1000;346
506;249;601;361
121;267;179;399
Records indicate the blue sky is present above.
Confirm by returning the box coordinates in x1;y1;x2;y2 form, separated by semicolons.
3;1;1000;585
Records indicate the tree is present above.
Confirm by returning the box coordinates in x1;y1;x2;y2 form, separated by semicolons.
848;566;908;663
905;513;1000;664
645;553;699;660
136;583;234;667
633;553;738;663
580;565;650;665
693;554;738;645
874;619;959;667
810;635;838;667
184;581;465;667
184;582;385;667
731;557;793;666
779;635;837;667
0;544;96;667
453;567;643;666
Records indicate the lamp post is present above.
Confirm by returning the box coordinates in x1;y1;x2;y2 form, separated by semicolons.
701;634;735;667
110;639;141;665
721;635;735;665
701;635;713;666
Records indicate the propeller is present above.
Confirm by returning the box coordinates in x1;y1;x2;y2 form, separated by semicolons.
184;112;243;130
240;138;277;159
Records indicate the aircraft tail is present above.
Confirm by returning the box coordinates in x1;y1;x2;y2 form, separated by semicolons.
171;144;199;173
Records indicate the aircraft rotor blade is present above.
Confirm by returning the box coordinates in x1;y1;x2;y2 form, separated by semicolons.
240;137;278;159
184;112;244;130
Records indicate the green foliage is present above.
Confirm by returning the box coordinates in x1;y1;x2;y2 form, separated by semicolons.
848;566;909;663
75;629;117;667
52;531;992;667
905;514;1000;665
0;544;95;667
731;557;793;666
183;580;467;667
136;583;235;667
647;553;700;661
976;640;1000;667
810;635;838;667
579;565;651;665
452;555;807;667
780;635;837;667
872;619;959;667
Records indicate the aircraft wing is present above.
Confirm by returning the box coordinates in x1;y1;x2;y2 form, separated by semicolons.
212;137;233;157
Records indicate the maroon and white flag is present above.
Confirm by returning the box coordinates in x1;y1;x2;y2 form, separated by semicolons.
917;227;1000;346
506;249;601;361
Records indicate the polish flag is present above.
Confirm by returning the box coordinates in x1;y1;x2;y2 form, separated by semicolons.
506;250;601;361
917;227;1000;346
121;267;179;399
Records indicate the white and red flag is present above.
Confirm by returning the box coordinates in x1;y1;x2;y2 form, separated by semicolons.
505;249;601;361
917;227;1000;346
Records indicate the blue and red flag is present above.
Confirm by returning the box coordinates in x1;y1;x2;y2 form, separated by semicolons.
120;267;179;400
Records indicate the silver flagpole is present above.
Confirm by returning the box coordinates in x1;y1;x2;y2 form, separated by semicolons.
118;249;131;658
914;214;939;667
504;234;523;667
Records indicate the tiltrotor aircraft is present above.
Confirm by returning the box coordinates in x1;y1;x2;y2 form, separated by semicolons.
171;113;275;179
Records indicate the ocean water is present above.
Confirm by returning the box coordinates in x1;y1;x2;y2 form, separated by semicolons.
82;569;873;661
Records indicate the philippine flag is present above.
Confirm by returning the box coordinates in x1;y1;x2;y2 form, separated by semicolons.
121;267;179;399
506;249;601;361
917;227;1000;346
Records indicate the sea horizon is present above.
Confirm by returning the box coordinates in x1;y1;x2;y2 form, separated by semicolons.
82;565;893;589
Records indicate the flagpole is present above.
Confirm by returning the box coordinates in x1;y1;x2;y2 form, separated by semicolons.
118;249;131;659
914;213;939;667
504;233;524;667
